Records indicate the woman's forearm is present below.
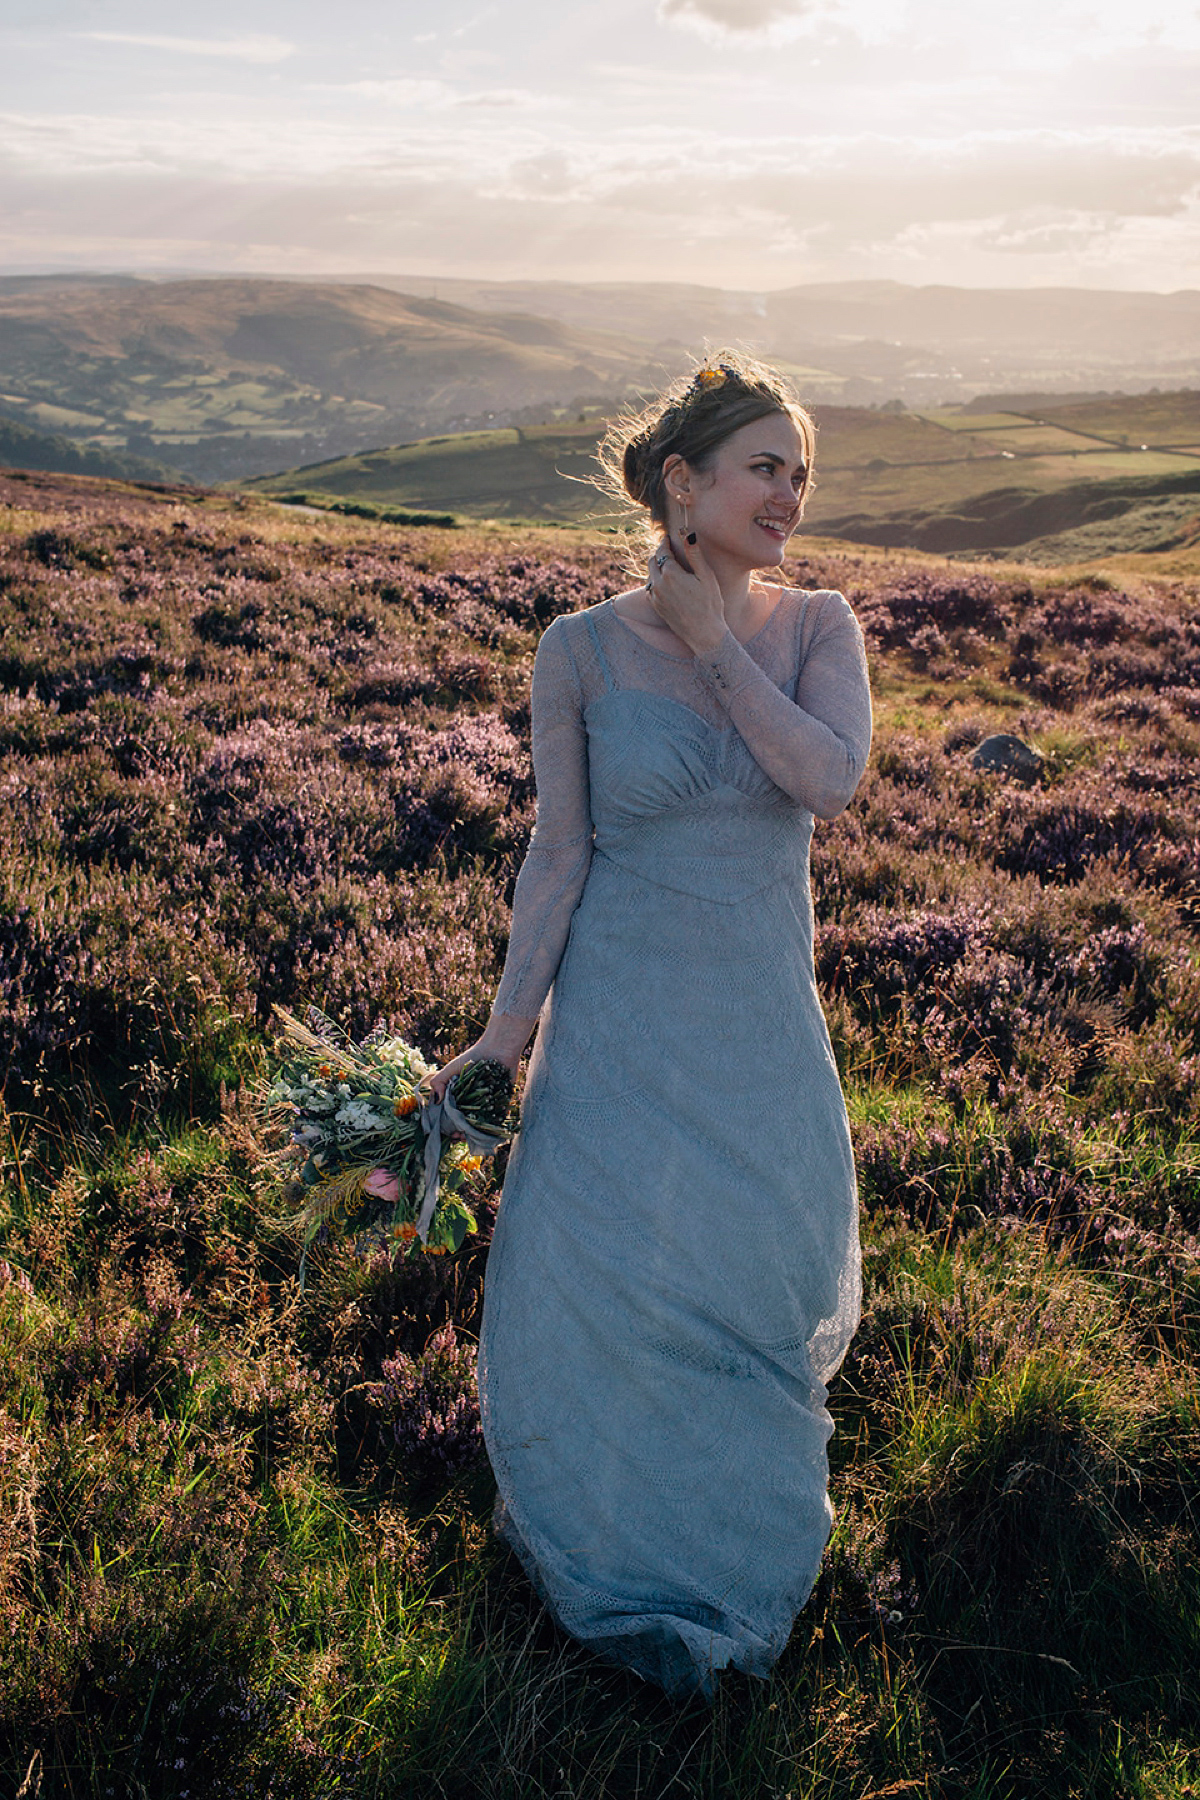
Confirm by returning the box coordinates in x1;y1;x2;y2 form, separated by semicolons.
693;599;872;819
491;832;594;1018
479;1009;540;1064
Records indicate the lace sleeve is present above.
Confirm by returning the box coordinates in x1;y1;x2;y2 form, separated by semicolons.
492;616;594;1020
693;590;872;818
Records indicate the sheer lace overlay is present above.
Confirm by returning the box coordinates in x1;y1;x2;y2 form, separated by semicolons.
478;584;873;1696
493;588;871;1020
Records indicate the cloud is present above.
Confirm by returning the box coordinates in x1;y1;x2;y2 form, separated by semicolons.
331;79;460;109
660;0;808;27
81;32;295;65
658;0;825;40
3;105;1198;293
661;0;1200;58
3;156;1198;293
657;0;909;44
336;78;545;112
973;210;1121;256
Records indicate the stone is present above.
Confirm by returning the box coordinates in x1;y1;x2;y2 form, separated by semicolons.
971;733;1044;784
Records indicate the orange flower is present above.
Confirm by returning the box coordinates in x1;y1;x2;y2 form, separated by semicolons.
393;1222;418;1242
461;1154;483;1173
393;1095;419;1117
424;1244;448;1256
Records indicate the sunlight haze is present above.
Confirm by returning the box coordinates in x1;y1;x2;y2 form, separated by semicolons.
1;0;1198;289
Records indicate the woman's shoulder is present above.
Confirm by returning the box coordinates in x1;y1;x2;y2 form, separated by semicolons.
538;598;612;644
532;600;617;692
778;584;858;634
534;606;590;657
778;582;850;612
773;586;865;675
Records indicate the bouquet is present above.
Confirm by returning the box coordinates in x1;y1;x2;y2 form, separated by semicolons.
267;1006;514;1276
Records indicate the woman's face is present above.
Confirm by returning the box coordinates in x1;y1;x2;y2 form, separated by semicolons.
675;411;809;575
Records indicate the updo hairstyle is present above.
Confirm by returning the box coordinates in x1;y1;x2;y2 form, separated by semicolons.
597;350;816;541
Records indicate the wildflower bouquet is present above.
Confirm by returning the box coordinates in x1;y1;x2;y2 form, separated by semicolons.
268;1006;514;1268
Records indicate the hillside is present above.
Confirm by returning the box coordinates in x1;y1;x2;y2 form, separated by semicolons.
248;391;1200;558
2;467;1200;1798
370;274;1200;397
816;467;1200;560
810;393;1200;557
0;276;673;485
4;275;1200;490
248;422;607;523
973;389;1200;446
0;409;172;484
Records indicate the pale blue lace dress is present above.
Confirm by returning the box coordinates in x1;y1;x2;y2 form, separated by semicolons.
479;590;872;1698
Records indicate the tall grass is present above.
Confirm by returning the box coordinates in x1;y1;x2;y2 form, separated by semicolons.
1;470;1198;1796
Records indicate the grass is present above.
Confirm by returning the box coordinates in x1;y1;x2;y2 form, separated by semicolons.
244;397;1200;563
1;467;1199;1795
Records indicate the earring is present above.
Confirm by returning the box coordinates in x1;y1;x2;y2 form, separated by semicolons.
675;494;696;547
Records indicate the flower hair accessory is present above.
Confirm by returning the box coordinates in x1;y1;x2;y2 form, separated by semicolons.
692;363;736;392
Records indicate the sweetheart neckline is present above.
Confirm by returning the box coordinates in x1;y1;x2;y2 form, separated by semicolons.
583;686;736;738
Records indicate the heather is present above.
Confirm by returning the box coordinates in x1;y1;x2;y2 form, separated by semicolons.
2;468;1200;1798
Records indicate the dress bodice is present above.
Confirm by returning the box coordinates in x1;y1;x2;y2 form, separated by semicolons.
584;685;812;903
493;589;872;1017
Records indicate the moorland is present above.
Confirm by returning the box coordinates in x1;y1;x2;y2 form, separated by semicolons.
3;274;1199;488
0;277;668;487
1;463;1198;1797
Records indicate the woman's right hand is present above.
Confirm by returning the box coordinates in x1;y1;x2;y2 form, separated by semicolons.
425;1014;537;1103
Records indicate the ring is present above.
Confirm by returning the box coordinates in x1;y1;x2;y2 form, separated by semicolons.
654;552;668;572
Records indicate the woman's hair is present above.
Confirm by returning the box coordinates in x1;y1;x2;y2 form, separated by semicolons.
596;349;816;541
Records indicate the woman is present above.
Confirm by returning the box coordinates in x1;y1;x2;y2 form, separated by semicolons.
431;352;872;1698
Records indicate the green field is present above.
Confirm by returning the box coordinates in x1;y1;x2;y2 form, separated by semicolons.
246;393;1200;559
1018;389;1200;445
0;276;675;485
254;423;609;523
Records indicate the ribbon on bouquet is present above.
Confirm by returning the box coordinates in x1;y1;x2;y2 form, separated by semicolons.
416;1089;510;1243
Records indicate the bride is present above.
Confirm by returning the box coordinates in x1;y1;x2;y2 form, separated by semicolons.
430;352;872;1697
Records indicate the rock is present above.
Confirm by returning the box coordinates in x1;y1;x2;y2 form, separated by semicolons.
971;733;1044;783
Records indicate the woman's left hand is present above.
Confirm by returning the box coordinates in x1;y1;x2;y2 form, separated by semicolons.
645;536;727;658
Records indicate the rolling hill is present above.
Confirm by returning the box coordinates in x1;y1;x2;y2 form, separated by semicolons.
0;410;173;484
4;274;1199;490
0;276;676;484
367;275;1200;399
247;423;608;523
247;391;1200;559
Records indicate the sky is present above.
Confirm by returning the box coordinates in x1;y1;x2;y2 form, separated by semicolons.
2;0;1199;292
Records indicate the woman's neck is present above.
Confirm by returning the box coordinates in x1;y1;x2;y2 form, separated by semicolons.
672;539;761;627
692;561;773;640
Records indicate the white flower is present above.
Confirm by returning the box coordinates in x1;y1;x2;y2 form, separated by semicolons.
334;1099;384;1133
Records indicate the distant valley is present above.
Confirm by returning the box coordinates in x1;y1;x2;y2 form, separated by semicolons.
371;274;1200;404
2;272;1197;558
0;275;673;485
1;273;1198;489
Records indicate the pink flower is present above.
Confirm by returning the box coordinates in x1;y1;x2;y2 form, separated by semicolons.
364;1168;400;1205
